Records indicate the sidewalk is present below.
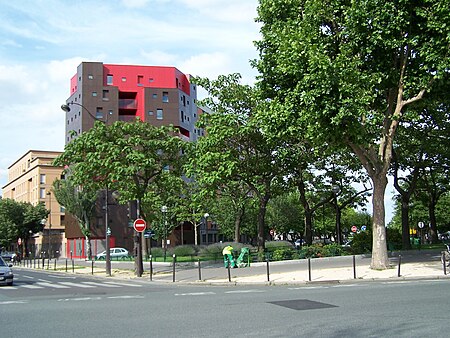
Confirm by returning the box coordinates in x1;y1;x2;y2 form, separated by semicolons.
17;252;449;285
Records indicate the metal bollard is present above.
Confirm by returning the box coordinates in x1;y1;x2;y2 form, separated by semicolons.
227;262;231;282
91;260;94;275
65;259;68;272
397;255;402;277
54;258;57;270
72;259;74;273
266;259;270;282
172;254;176;282
308;258;312;282
353;255;356;279
149;255;153;281
442;252;447;275
198;259;202;281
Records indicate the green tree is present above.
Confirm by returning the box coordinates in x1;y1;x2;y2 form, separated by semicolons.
255;0;450;269
52;179;98;259
191;74;285;254
54;120;186;275
0;198;47;256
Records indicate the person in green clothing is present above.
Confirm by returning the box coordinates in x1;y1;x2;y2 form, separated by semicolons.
222;245;236;268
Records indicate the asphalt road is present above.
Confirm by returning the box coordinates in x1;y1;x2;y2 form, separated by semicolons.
1;268;449;337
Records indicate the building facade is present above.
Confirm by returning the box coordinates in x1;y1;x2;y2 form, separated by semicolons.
1;150;65;257
62;62;209;257
64;62;202;143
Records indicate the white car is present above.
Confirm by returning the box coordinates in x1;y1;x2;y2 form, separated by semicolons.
96;248;129;260
0;257;14;286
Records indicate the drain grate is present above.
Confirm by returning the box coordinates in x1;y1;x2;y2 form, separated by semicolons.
268;299;338;311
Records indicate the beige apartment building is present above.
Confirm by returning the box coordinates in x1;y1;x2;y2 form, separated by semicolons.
2;150;65;257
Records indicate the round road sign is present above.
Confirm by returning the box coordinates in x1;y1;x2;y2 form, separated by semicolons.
133;219;147;232
351;225;358;233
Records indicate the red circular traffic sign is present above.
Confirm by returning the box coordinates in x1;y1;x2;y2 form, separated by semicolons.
351;225;358;233
133;219;147;232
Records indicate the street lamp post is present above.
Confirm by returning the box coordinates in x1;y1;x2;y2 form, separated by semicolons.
104;189;111;276
161;206;168;262
204;213;209;245
61;102;111;275
46;192;52;260
332;185;342;245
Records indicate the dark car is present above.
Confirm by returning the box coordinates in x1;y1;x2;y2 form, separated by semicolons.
0;252;17;262
0;257;14;286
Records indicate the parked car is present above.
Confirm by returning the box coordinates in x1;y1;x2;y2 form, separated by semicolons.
0;251;17;262
0;257;14;286
294;239;306;249
96;248;129;260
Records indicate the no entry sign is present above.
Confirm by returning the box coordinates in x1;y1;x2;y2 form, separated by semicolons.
133;219;147;232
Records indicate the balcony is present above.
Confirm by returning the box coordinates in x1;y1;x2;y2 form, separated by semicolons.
118;99;137;109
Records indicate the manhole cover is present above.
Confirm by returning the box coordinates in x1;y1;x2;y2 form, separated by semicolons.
269;299;338;311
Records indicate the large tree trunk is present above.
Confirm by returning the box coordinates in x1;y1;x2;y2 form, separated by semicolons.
371;174;390;269
304;210;313;245
401;199;412;250
257;194;270;256
428;202;439;244
234;207;244;243
85;235;92;260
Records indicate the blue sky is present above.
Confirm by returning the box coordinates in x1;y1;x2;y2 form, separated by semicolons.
0;0;396;221
0;0;260;186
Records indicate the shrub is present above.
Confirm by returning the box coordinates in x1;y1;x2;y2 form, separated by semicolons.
272;247;294;261
150;247;164;258
173;245;196;257
351;231;372;254
321;243;343;257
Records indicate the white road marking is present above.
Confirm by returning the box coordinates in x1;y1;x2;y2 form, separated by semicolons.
0;286;18;290
0;300;28;304
108;295;145;299
174;292;216;296
20;284;44;289
36;282;70;289
81;281;121;288
225;290;265;294
48;275;76;279
58;297;102;302
22;275;35;279
58;282;96;288
103;281;142;287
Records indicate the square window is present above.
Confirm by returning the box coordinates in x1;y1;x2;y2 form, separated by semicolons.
92;92;97;97
106;74;113;85
152;93;157;99
88;74;94;79
156;109;163;120
149;78;154;82
122;77;127;82
162;92;169;103
148;111;154;116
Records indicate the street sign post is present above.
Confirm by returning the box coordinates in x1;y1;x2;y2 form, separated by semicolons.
133;219;147;232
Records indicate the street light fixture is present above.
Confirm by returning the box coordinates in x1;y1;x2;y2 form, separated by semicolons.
161;206;168;262
61;102;111;124
204;213;209;245
61;102;111;275
46;192;52;261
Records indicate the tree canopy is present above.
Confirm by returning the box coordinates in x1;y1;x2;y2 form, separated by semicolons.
254;0;450;268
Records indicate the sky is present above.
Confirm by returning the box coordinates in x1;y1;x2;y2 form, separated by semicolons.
0;0;395;221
